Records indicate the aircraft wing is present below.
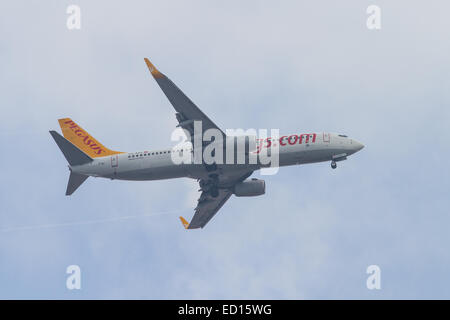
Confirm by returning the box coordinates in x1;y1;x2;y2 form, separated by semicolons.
179;171;254;229
144;58;225;138
181;189;233;229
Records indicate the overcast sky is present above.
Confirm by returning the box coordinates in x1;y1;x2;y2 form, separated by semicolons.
1;0;450;299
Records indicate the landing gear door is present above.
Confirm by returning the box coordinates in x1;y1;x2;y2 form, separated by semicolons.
323;132;330;143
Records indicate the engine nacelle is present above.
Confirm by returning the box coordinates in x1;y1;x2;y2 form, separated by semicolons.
233;178;266;197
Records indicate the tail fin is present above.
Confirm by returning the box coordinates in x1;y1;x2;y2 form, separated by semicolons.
58;118;123;158
49;131;93;166
66;171;89;195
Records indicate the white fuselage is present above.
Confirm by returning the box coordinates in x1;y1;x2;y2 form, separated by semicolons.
70;132;364;183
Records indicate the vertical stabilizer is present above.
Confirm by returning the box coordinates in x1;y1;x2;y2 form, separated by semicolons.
58;118;123;158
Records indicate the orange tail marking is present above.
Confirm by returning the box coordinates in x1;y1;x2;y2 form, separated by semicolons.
58;118;123;158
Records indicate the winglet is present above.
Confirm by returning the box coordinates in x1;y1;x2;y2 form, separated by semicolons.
144;58;163;78
179;216;190;229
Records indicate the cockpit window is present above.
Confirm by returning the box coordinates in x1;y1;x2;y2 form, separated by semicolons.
338;134;348;137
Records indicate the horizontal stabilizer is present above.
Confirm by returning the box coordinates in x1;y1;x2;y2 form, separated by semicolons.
66;172;89;196
49;131;92;166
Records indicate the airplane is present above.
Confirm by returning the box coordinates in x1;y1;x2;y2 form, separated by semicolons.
49;58;364;229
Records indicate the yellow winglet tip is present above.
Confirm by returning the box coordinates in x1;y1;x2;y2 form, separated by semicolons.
144;58;163;78
179;216;190;229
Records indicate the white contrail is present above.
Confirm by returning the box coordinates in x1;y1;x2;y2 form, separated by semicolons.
0;209;189;233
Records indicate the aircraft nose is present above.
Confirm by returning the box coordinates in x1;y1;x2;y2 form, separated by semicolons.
353;140;364;152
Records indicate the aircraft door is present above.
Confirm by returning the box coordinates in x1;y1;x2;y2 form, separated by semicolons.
111;154;118;168
323;132;330;143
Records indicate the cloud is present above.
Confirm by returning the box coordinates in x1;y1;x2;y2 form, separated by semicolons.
0;0;450;299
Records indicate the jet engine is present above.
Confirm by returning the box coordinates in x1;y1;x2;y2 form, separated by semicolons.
233;178;266;197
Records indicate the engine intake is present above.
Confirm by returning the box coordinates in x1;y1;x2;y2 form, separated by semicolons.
233;178;265;197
